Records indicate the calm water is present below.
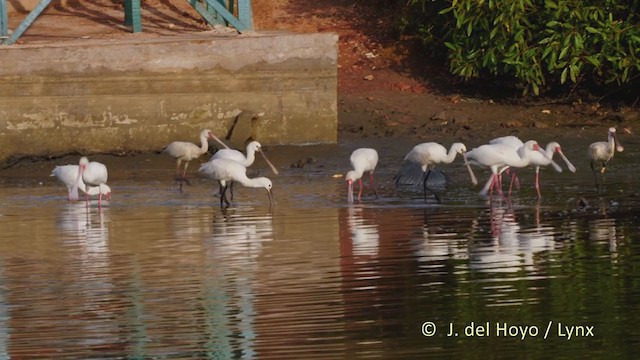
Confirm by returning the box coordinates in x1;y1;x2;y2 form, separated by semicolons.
0;134;639;358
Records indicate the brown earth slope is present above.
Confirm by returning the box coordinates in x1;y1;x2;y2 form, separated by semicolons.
6;0;639;142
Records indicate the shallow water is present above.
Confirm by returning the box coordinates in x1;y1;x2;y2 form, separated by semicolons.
0;134;639;358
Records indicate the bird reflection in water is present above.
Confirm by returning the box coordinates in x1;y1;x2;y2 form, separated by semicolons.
468;201;559;273
204;210;274;359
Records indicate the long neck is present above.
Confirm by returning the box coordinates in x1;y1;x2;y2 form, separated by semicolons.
199;134;209;154
545;143;556;158
238;176;265;189
245;146;257;165
444;145;459;164
514;147;535;166
608;133;616;154
350;167;365;179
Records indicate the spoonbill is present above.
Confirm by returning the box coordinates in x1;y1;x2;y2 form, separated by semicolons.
162;129;229;190
51;165;112;201
211;141;279;200
490;136;571;197
395;142;474;203
465;140;542;197
72;157;110;207
588;127;624;192
198;158;274;208
489;135;525;191
345;148;378;203
526;142;576;198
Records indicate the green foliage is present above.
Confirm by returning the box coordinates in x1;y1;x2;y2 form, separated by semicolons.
401;0;640;96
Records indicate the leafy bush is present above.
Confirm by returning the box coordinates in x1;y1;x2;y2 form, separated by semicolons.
401;0;640;96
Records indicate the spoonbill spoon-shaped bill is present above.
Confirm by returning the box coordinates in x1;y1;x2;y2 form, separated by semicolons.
345;148;378;203
465;140;542;196
212;141;279;175
73;157;110;207
51;165;112;201
162;129;229;189
588;127;624;192
199;158;274;207
396;142;473;203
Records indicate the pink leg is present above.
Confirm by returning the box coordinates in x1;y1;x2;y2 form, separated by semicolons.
488;174;497;196
357;179;363;201
369;171;379;198
535;169;541;198
508;171;518;195
98;193;102;208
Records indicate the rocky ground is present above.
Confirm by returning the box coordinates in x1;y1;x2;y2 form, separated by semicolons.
6;0;639;142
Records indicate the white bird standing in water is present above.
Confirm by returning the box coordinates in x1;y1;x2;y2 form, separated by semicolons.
212;141;279;200
72;157;110;207
588;127;624;192
51;165;111;201
465;140;542;197
527;141;576;198
345;148;378;204
396;142;474;203
490;136;572;197
199;158;274;207
162;129;229;190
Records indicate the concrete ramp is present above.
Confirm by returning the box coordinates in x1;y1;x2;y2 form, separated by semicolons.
0;31;338;163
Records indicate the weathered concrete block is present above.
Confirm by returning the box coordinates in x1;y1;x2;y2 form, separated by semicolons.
0;31;338;163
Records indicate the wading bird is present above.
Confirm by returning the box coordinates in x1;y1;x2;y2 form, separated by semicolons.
527;142;576;198
51;165;112;201
212;141;279;200
588;127;624;192
72;157;110;207
198;158;274;208
395;142;474;203
162;129;229;191
345;148;379;203
465;140;543;197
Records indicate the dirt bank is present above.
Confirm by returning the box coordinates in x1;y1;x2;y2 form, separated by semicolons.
6;0;640;144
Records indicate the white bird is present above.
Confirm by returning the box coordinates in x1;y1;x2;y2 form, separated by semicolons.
465;140;542;197
395;142;474;203
491;136;571;197
527;141;576;198
345;148;379;204
588;127;624;192
489;135;525;192
490;135;524;149
51;165;112;201
211;141;279;200
198;158;274;207
162;129;229;190
72;157;110;207
211;141;279;173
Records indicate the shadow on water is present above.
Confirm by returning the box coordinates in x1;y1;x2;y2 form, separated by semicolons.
0;133;639;357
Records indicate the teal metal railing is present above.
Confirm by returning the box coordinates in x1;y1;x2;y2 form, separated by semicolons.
0;0;253;45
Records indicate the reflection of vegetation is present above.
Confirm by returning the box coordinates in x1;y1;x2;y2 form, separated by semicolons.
400;0;640;97
395;207;638;357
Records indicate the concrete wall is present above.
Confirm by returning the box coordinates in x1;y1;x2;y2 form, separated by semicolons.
0;32;338;163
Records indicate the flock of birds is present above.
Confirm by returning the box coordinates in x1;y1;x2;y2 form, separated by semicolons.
50;127;625;207
346;126;623;203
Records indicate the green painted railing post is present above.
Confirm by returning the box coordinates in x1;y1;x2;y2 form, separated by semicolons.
186;0;253;32
6;0;51;45
124;0;142;33
0;0;8;44
238;0;253;30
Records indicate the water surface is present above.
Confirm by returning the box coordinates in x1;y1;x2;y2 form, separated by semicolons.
0;134;638;358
